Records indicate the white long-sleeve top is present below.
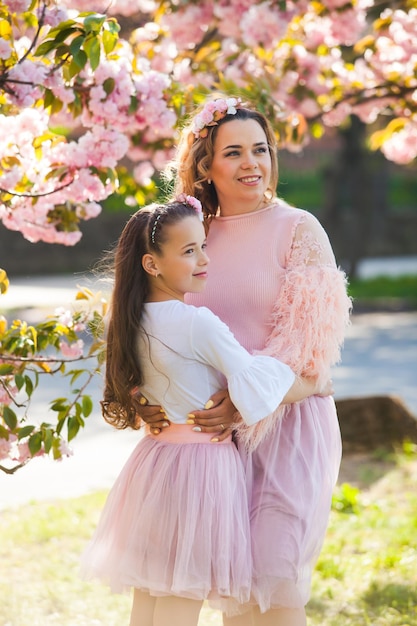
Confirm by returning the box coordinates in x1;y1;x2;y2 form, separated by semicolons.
137;300;295;426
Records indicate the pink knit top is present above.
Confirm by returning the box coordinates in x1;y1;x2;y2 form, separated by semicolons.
187;200;352;447
187;202;292;353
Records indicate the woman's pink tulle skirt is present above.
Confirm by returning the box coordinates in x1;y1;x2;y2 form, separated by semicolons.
232;395;342;615
80;425;252;615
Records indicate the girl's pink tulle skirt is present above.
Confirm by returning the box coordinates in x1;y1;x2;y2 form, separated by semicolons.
80;425;252;614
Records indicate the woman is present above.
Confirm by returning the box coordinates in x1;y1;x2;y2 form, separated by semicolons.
137;96;351;625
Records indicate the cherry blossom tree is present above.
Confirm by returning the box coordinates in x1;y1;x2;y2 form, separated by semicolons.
1;0;416;246
1;0;416;471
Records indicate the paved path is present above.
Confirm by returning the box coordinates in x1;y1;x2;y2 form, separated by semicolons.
1;266;416;510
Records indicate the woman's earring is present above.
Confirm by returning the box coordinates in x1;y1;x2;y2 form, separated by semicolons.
207;178;212;185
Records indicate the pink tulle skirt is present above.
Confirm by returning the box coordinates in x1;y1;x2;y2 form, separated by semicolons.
80;425;252;614
231;395;342;615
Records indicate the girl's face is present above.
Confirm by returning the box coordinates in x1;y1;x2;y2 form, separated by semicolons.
208;118;272;216
145;215;209;302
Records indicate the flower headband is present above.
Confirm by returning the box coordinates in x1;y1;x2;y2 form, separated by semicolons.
192;97;242;139
150;195;203;244
177;193;204;221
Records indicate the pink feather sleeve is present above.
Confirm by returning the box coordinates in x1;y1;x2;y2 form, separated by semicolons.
259;264;351;388
234;213;352;450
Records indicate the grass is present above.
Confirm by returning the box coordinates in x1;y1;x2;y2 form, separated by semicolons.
278;167;417;213
348;275;417;310
0;449;416;626
348;275;417;300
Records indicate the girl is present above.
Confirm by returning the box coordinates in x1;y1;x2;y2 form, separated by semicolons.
80;197;327;626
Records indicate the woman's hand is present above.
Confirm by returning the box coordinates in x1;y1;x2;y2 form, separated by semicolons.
131;389;169;434
187;389;239;443
316;377;335;397
282;375;334;405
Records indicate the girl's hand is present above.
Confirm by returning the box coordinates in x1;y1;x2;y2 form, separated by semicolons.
187;389;239;443
131;389;169;434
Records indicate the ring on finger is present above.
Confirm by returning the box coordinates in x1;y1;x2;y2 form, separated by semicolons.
220;423;225;431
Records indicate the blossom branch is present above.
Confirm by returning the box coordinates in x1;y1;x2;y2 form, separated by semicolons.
0;179;75;199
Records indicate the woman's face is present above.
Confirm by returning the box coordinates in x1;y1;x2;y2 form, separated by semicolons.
208;118;272;216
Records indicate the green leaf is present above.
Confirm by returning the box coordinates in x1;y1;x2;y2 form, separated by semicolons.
85;37;101;70
28;432;42;456
0;364;14;376
17;425;35;439
54;44;71;63
56;412;67;435
83;14;106;34
103;18;120;36
67;369;83;384
2;406;17;431
51;401;68;412
15;374;24;391
24;375;34;397
43;428;53;453
34;39;59;57
43;88;55;109
67;416;80;441
68;57;83;79
45;20;77;39
53;26;79;44
102;29;118;55
72;48;88;70
82;395;93;417
50;98;64;115
70;34;85;56
68;93;83;117
0;424;10;439
103;77;115;96
128;96;139;114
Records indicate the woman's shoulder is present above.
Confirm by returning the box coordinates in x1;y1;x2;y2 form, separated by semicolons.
267;199;322;241
272;198;313;223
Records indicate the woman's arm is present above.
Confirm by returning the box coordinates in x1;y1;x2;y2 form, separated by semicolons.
259;213;352;386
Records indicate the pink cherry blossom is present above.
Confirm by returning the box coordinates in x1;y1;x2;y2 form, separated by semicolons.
0;433;17;461
214;0;253;38
322;102;352;126
4;0;30;12
6;60;48;107
59;339;84;358
133;162;155;187
381;122;417;165
55;308;74;327
57;439;73;459
14;441;32;464
0;38;12;60
161;3;214;49
42;5;69;28
241;2;290;48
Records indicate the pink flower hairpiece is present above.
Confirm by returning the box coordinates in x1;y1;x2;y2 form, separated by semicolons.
177;193;204;221
192;97;242;139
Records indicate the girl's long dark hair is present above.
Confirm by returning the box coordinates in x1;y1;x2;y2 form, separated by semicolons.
102;201;200;429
